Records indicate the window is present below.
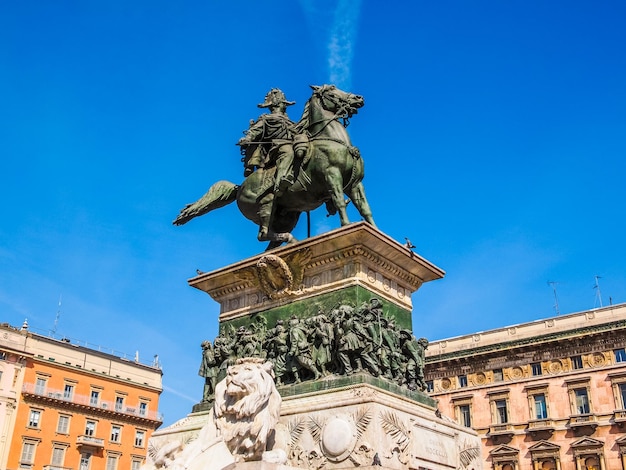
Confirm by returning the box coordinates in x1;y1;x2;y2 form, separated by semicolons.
90;390;100;406
574;388;590;414
609;374;626;412
135;430;145;447
80;452;91;470
35;377;47;394
571;355;583;370
534;393;548;419
63;383;74;400
85;420;96;436
459;404;472;427
57;414;70;434
115;396;124;411
425;380;434;392
131;458;143;470
493;369;503;382
531;362;542;376
458;375;468;388
618;383;626;410
615;349;626;363
106;454;119;470
28;410;41;428
51;446;66;466
583;456;599;470
20;441;37;466
495;399;508;423
111;425;121;443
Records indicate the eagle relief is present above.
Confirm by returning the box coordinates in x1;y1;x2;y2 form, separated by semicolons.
237;248;311;299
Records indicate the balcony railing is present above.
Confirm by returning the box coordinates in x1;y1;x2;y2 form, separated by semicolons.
76;435;104;448
22;383;162;421
568;413;597;427
489;423;514;436
43;466;74;470
613;409;626;423
527;418;555;430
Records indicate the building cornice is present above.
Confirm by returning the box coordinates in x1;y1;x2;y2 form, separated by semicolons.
427;318;626;364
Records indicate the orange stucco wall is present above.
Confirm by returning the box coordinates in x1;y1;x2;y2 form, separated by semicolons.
8;353;161;470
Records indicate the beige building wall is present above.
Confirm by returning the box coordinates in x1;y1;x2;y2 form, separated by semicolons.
0;323;30;470
0;324;29;468
425;303;626;470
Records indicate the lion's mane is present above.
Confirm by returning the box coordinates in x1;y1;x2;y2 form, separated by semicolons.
214;357;282;461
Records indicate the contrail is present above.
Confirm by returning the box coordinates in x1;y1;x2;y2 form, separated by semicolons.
328;0;362;89
299;0;363;89
162;384;198;403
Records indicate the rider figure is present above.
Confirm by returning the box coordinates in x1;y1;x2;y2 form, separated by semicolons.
237;88;304;194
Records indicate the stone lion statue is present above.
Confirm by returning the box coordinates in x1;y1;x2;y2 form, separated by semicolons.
142;358;283;470
215;357;282;461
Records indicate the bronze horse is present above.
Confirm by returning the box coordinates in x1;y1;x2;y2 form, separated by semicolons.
173;85;375;249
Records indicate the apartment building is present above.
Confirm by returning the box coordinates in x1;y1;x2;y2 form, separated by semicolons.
425;303;626;470
0;322;163;470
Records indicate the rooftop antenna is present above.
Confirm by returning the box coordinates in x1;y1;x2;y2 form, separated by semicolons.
547;281;560;315
593;275;603;308
52;294;62;335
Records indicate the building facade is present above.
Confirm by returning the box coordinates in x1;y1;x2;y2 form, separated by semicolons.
425;303;626;470
0;324;30;469
0;323;163;470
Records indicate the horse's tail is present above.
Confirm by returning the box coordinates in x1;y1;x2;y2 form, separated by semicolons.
173;180;239;226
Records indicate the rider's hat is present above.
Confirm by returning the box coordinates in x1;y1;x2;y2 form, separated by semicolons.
258;88;295;108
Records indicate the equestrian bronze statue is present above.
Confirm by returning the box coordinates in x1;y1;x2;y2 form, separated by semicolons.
173;85;375;249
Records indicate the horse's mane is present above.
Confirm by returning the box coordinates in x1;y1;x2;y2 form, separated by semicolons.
294;98;311;134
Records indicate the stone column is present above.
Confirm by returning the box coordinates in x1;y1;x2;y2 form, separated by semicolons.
575;455;582;470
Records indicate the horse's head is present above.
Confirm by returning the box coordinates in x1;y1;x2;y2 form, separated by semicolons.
310;84;364;119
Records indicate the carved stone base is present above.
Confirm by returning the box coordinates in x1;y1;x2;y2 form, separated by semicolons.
274;379;481;470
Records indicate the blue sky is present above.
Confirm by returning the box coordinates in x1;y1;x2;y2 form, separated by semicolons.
2;1;625;426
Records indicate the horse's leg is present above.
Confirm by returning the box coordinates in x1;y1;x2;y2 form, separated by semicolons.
325;167;350;225
256;198;274;242
348;182;376;226
257;196;299;248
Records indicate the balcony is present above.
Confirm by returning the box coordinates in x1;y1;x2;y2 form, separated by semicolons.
22;382;162;422
527;418;555;430
568;413;598;429
526;418;555;438
488;423;515;437
613;409;626;425
43;466;74;470
76;435;104;448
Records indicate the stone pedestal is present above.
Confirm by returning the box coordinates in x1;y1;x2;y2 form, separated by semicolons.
274;375;481;470
189;221;444;331
148;223;482;469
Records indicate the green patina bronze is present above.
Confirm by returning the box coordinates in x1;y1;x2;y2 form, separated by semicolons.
173;85;375;250
196;289;429;403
